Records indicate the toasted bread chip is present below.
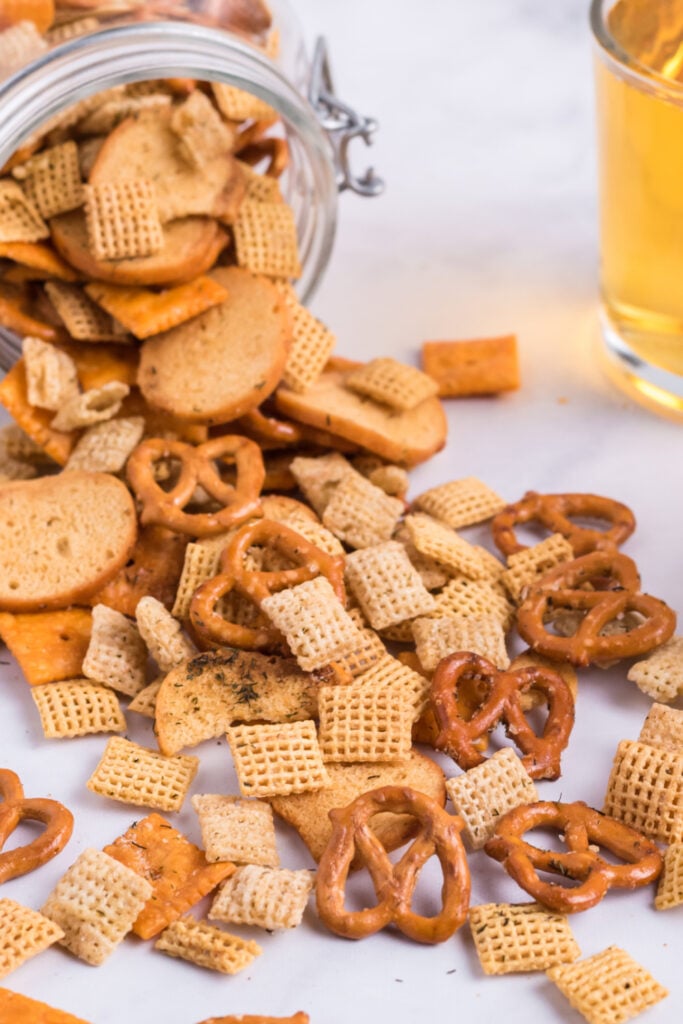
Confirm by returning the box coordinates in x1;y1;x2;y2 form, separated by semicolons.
627;635;683;703
0;898;64;980
0;240;78;281
209;865;313;930
87;736;199;812
127;677;163;718
82;603;146;697
45;281;129;341
414;476;505;528
21;141;83;220
41;848;153;966
103;813;235;940
603;739;683;844
317;679;413;763
412;614;509;673
155;648;320;756
171;90;235;168
84;179;163;261
638;703;683;753
22;336;79;412
85;276;229;340
0;360;75;465
345;357;438;411
50;380;129;432
233;199;301;279
227;720;328;798
64;415;144;474
192;795;279;867
0;19;46;72
212;82;275;122
445;747;538;850
135;595;195;673
345;541;436;630
90;524;188;618
0;988;91;1024
469;902;579;975
155;916;261;974
322;473;403;550
655;843;683;910
31;679;125;739
405;513;494;580
501;534;575;602
422;335;520;397
547;947;668;1024
0;608;92;686
0;179;48;243
269;748;446;864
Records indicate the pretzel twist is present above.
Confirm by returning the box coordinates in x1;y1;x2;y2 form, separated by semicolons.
484;800;663;913
127;435;264;537
429;652;574;780
0;768;74;884
492;491;636;557
516;551;676;666
316;786;470;944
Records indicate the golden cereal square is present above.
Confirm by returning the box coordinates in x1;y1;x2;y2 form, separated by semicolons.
501;533;575;602
603;739;683;845
354;653;431;718
31;680;126;739
469;902;579;975
86;736;199;813
172;542;223;619
317;681;413;763
280;294;336;393
23;141;83;220
412;615;509;673
344;541;436;631
44;281;126;342
0;179;49;243
655;843;683;910
344;357;438;411
192;794;279;867
322;473;404;549
335;608;386;678
445;748;538;849
209;864;313;930
0;899;64;979
431;574;514;629
240;158;284;203
234;199;301;279
84;179;163;261
547;947;668;1024
638;702;683;753
212;82;276;122
414;477;505;529
81;603;147;697
226;721;329;798
627;636;683;703
154;916;261;974
405;513;492;580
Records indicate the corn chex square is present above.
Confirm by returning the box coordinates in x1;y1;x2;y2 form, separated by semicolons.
354;652;431;718
41;848;153;966
136;596;195;673
22;141;84;219
317;679;413;763
445;747;538;849
209;864;313;930
638;702;683;753
172;542;223;619
192;794;279;867
44;281;127;342
322;473;404;549
155;916;261;974
226;721;329;798
281;515;344;557
469;902;579;975
334;607;386;677
233;198;301;279
289;452;356;515
65;416;145;474
86;736;199;813
546;947;668;1024
344;357;438;411
127;678;163;719
82;604;147;697
501;533;575;602
0;898;64;979
240;158;284;203
431;574;514;630
414;477;505;529
345;541;436;631
22;336;79;412
0;180;49;243
405;513;492;580
603;739;683;844
212;82;276;122
412;615;509;673
627;636;683;703
655;843;683;910
84;179;163;261
31;679;126;739
277;285;336;393
261;576;364;672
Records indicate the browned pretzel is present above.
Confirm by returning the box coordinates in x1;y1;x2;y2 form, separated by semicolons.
190;574;280;651
316;786;470;944
429;652;574;780
492;491;636;557
126;435;264;537
484;800;663;913
0;768;74;884
516;550;676;666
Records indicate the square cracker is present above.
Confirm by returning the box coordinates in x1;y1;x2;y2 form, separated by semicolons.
317;679;413;763
547;946;668;1024
638;702;683;753
603;739;683;844
0;989;91;1024
81;603;147;697
31;680;126;739
155;916;261;974
192;794;279;867
469;902;579;975
345;541;436;630
103;813;235;940
422;335;520;397
0;180;49;243
83;179;163;261
413;476;505;528
0;608;92;686
41;848;152;966
209;864;313;930
85;276;229;340
655;842;683;910
87;736;199;813
226;720;329;798
344;357;438;411
322;472;403;549
0;898;64;980
627;635;683;703
233;198;301;279
412;614;509;673
445;747;538;849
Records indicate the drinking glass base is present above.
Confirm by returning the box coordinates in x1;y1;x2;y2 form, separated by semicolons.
598;308;683;421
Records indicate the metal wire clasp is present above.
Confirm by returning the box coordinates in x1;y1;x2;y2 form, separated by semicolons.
308;37;384;198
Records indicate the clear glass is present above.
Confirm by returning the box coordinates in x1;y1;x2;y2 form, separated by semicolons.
592;0;683;418
0;1;337;367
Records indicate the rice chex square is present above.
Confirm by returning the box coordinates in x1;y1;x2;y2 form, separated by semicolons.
344;357;438;411
323;473;404;549
0;899;64;980
234;198;301;279
317;679;413;763
638;702;683;753
655;843;683;911
84;179;163;261
445;747;538;849
501;533;575;602
0;180;49;243
81;603;147;697
191;794;279;867
345;541;436;631
627;635;683;703
603;739;683;844
209;864;313;930
86;736;199;812
31;679;125;739
413;477;505;529
155;915;261;974
546;946;668;1024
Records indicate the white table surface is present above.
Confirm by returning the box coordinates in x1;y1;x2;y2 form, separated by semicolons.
2;1;682;1022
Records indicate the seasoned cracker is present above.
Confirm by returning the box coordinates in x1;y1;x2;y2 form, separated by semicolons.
501;533;575;602
261;576;364;672
127;677;163;718
209;865;313;930
64;416;145;474
345;357;438;411
405;512;495;580
212;82;276;122
422;335;520;396
171;90;235;168
469;902;579;975
82;603;147;697
0;179;49;243
547;946;668;1024
85;276;229;340
413;476;505;528
226;720;329;798
603;739;683;844
344;541;436;630
172;542;223;619
0;898;64;980
322;472;404;549
317;679;413;763
87;736;199;813
627;635;683;703
135;596;195;673
655;843;683;910
22;336;79;412
31;679;125;739
22;141;84;220
638;702;683;753
192;794;279;867
154;915;261;974
0;608;92;686
412;614;509;673
445;747;538;849
44;281;127;342
84;178;163;261
234;198;301;279
289;452;355;515
51;380;129;432
41;848;152;966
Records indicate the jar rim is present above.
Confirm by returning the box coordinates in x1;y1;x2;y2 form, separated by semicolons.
590;0;683;99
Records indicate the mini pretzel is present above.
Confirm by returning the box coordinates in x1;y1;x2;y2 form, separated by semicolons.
315;786;470;944
190;574;280;652
429;652;574;780
492;491;636;557
0;768;74;884
484;800;663;913
516;551;676;667
126;436;265;536
238;138;289;178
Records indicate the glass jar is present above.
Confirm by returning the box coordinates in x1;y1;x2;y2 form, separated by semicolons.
0;0;383;368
